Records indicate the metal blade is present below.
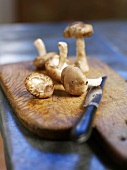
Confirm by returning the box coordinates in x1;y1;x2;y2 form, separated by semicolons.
70;76;107;143
84;76;107;107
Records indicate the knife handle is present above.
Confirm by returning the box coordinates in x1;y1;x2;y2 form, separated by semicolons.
71;104;97;143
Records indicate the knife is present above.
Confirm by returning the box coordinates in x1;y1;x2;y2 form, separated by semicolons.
70;76;107;143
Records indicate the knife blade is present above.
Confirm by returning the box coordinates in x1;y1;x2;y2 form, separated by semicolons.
70;76;107;143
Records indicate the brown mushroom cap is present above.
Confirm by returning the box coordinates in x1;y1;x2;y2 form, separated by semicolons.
33;52;57;69
64;21;93;38
25;72;54;98
61;65;88;96
45;55;71;82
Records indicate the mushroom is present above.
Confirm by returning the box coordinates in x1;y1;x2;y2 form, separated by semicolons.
61;65;102;96
64;21;93;73
45;42;71;82
34;52;57;69
33;38;57;69
25;72;54;98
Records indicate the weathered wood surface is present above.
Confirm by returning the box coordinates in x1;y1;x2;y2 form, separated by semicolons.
1;21;127;170
0;57;127;163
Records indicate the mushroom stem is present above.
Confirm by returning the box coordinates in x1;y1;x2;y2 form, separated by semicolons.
34;38;47;56
76;37;86;57
75;37;89;72
87;77;102;87
57;42;68;69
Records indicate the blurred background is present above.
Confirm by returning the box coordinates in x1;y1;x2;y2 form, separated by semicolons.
0;0;127;170
0;0;127;23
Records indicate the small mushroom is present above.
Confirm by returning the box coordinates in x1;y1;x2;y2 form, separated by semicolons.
64;21;93;73
25;72;54;98
45;42;71;82
61;65;102;96
34;52;57;69
33;38;57;69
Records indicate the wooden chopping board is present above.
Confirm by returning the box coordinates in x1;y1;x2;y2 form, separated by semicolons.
0;57;127;164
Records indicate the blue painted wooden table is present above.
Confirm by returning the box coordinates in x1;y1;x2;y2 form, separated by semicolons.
0;21;127;170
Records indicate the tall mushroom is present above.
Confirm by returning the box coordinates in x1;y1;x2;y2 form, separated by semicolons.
64;21;93;73
45;42;71;82
33;38;57;69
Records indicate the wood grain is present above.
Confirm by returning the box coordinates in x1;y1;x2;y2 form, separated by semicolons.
0;57;127;162
0;134;6;170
